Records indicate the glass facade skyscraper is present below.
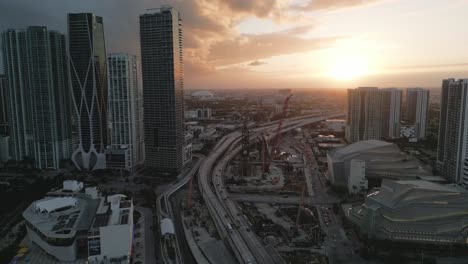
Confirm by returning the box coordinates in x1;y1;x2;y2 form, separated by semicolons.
1;27;71;169
107;53;144;171
68;13;108;171
437;79;468;186
0;74;7;135
139;6;184;175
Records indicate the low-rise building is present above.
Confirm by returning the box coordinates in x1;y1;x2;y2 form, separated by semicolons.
348;159;368;194
22;181;133;263
346;179;468;245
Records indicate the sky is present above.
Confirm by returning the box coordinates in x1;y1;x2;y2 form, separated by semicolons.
1;0;468;89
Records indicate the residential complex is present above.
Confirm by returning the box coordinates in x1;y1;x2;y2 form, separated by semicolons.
106;53;144;171
22;181;133;263
1;27;71;169
140;6;185;175
346;87;401;142
437;79;468;186
347;179;468;244
68;13;108;171
405;88;429;139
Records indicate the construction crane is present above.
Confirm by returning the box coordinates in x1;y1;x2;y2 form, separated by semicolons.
296;185;306;228
261;133;271;174
240;119;250;177
271;94;292;159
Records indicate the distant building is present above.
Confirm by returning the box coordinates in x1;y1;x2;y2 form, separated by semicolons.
346;87;383;142
107;53;144;171
190;90;215;100
327;140;431;187
400;124;417;141
346;87;402;142
2;27;71;169
380;88;402;139
68;13;108;171
0;75;7;135
406;88;429;139
23;181;133;263
185;108;212;120
347;179;468;244
325;119;346;133
140;6;185;176
437;79;468;186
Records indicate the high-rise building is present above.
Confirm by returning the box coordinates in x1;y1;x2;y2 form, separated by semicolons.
346;87;402;142
1;27;71;169
437;79;468;186
140;6;185;175
406;88;429;139
68;13;108;171
346;87;383;142
0;75;7;135
106;53;144;171
380;88;402;139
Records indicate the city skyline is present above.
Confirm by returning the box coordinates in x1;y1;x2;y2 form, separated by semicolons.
0;0;468;89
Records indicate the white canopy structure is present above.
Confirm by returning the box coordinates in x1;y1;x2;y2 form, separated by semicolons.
35;197;78;213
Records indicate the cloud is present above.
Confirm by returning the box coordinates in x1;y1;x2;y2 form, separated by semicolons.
208;29;341;66
248;60;267;66
293;0;378;11
0;0;343;87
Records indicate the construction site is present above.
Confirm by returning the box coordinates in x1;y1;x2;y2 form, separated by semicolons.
179;93;334;264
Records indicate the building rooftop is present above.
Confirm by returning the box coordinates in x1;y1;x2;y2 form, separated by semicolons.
329;140;432;177
23;193;99;239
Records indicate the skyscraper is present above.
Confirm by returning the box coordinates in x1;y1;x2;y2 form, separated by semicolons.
437;79;468;186
0;75;7;135
139;6;184;175
381;88;402;139
346;87;383;142
107;53;144;171
346;87;402;142
406;88;429;139
1;27;70;169
68;13;108;171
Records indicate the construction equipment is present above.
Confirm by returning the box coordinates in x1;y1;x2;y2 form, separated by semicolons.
296;185;306;228
261;133;270;174
240;119;251;177
271;94;292;159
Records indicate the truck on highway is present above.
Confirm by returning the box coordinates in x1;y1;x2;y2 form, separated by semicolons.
227;223;233;233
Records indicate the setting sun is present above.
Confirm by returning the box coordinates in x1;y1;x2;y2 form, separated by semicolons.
328;55;370;81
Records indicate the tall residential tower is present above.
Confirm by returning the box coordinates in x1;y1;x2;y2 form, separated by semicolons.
106;53;144;171
1;27;71;169
437;79;468;187
346;87;383;142
68;13;108;171
406;88;429;139
139;6;184;175
346;87;402;142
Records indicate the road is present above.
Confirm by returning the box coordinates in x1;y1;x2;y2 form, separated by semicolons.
196;113;343;264
156;155;204;264
300;137;364;264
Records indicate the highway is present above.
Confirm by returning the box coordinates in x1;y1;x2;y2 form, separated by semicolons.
197;113;343;264
156;154;204;264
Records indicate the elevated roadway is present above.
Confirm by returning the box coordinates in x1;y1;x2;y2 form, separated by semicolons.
197;113;343;264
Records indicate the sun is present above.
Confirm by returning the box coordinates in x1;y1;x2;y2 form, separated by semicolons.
327;55;370;81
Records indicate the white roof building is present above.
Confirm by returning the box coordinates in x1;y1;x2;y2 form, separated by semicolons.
23;181;134;263
327;140;432;187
